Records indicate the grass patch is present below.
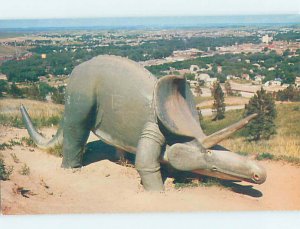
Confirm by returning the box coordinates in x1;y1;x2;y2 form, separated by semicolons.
256;152;274;160
200;109;244;136
202;102;300;163
19;163;30;176
194;96;213;104
0;113;61;128
0;98;63;128
47;144;63;157
10;153;20;163
236;151;249;156
21;137;36;147
174;180;199;189
174;176;223;189
0;153;13;180
0;143;12;150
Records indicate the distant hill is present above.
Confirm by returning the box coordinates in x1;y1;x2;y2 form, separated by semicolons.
0;14;299;30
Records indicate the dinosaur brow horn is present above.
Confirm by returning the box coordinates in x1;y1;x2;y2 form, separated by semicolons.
201;113;258;149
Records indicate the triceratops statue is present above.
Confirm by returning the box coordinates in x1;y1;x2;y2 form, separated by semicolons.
21;55;266;191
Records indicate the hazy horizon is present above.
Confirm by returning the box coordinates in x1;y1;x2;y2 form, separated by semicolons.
0;13;299;21
0;14;299;30
0;0;299;20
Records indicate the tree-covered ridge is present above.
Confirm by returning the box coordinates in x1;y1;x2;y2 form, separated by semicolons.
147;51;300;84
274;31;300;42
0;35;260;82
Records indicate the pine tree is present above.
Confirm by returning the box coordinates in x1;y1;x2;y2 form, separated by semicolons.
194;83;202;96
224;80;233;96
0;80;9;97
244;87;277;141
212;81;225;120
9;82;23;98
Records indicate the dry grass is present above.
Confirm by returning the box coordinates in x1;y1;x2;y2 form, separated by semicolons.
222;137;300;160
0;98;63;118
219;102;300;161
196;96;249;109
0;98;64;128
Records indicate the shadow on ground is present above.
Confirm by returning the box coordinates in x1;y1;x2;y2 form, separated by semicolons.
82;140;263;198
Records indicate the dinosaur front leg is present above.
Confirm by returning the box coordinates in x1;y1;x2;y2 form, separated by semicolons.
135;122;165;191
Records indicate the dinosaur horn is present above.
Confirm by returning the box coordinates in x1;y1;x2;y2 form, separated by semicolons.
20;105;63;149
201;113;258;148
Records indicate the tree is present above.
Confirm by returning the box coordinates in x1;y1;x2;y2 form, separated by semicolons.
9;83;23;98
211;81;225;120
276;85;300;102
194;84;202;96
51;86;66;104
0;80;9;97
39;82;55;100
224;80;233;96
244;88;276;141
183;73;195;81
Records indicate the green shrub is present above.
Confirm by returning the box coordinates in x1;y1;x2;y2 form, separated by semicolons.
256;152;274;160
19;163;30;176
0;155;13;180
0;143;12;150
21;137;36;147
47;144;63;157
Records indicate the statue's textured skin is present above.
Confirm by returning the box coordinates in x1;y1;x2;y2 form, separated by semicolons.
21;55;266;191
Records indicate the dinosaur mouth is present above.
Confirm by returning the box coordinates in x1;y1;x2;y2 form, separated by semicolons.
193;169;264;184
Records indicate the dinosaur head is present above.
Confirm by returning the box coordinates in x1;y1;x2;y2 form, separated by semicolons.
155;75;266;184
165;143;266;184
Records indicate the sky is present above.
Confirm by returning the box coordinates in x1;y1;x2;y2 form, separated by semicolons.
0;0;299;19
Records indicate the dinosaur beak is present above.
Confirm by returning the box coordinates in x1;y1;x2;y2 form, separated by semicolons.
165;143;266;184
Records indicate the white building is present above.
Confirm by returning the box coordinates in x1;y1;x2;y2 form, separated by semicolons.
205;78;218;87
295;77;300;87
190;65;200;74
0;74;7;81
264;80;281;87
262;35;273;44
196;73;210;82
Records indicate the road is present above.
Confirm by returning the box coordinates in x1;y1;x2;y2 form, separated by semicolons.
201;105;244;116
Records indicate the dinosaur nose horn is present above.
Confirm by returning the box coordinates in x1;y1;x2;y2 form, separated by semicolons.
201;113;258;148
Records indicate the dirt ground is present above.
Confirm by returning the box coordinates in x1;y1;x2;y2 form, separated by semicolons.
1;126;300;214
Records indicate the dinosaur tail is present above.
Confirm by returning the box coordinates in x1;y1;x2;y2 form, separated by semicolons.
20;104;63;150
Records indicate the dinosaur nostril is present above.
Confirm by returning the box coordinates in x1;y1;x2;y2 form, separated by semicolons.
253;173;260;181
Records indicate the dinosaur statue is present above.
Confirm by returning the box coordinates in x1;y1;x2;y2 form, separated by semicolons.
20;55;266;191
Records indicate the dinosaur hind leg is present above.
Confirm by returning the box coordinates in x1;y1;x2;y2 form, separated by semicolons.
61;93;96;168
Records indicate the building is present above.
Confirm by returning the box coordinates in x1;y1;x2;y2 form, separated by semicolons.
205;78;218;87
217;65;222;73
295;77;300;87
187;80;201;96
195;73;210;82
264;80;282;87
0;74;7;81
241;73;250;81
262;35;273;44
254;75;265;85
190;65;200;74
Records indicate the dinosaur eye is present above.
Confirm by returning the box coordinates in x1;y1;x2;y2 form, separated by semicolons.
207;150;212;156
